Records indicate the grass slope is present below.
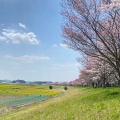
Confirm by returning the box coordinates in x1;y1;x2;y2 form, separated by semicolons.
0;87;120;120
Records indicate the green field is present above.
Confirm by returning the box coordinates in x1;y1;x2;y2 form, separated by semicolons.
0;83;60;96
0;86;120;120
0;83;61;113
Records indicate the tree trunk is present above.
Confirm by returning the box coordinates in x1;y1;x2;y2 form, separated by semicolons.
102;75;106;88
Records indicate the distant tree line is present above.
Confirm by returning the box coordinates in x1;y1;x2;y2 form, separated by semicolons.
12;80;26;84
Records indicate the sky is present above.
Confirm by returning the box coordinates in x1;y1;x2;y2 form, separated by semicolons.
0;0;80;82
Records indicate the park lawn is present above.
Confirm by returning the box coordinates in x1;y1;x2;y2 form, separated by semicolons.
0;87;120;120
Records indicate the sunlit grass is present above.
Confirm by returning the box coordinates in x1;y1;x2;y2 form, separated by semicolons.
0;87;120;120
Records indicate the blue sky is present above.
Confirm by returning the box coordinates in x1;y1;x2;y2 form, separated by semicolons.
0;0;80;82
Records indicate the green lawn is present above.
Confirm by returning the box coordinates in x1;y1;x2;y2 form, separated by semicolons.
0;87;120;120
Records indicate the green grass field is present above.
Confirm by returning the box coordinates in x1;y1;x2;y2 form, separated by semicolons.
0;86;120;120
0;83;61;114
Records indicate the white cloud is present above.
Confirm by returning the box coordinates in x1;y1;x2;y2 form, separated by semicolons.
52;44;58;48
55;62;79;68
1;24;4;26
52;43;70;48
0;36;7;41
5;55;50;62
1;29;39;44
19;23;27;29
60;43;70;48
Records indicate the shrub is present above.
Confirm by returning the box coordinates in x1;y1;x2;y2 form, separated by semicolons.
49;85;52;89
64;86;68;90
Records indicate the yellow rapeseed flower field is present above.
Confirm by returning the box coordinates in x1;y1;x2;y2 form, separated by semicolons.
0;83;60;96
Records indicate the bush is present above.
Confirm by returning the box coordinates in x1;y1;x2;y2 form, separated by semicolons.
49;85;52;89
64;86;68;90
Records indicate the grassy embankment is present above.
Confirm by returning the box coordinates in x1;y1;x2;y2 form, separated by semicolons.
0;86;120;120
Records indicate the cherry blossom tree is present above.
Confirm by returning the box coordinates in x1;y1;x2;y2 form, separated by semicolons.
75;57;116;87
61;0;120;85
100;0;120;11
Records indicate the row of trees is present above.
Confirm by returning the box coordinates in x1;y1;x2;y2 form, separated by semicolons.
73;57;119;87
61;0;120;87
